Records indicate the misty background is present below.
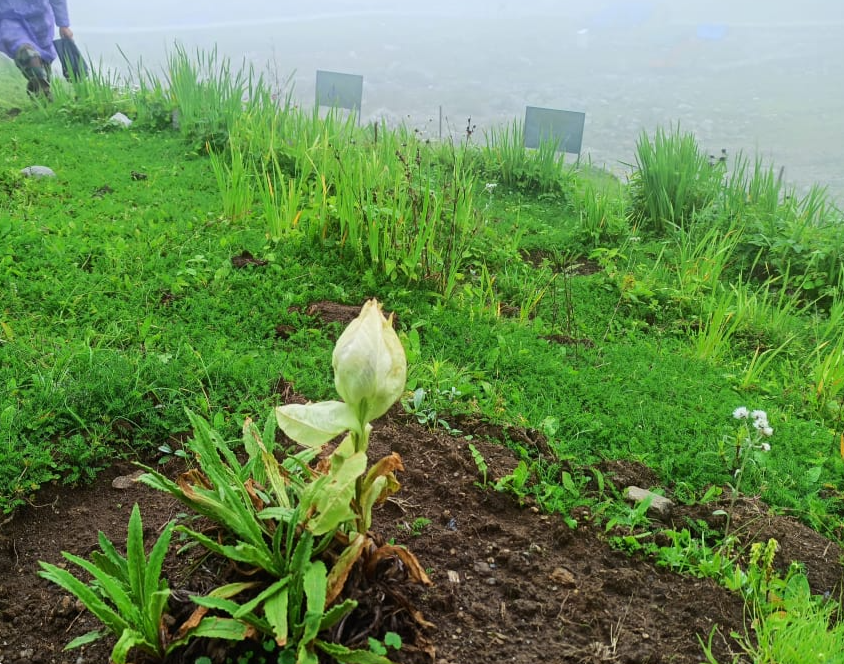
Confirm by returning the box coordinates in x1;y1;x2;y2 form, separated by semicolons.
65;0;844;204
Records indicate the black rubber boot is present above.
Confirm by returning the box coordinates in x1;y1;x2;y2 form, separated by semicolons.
15;44;52;101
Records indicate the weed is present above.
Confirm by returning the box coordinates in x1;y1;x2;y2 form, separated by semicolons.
468;443;489;486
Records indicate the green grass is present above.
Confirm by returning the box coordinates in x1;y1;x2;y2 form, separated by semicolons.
4;98;844;527
0;49;844;628
3;49;844;654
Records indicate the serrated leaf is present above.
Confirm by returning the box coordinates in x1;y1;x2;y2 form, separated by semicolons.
94;531;128;580
59;552;138;623
38;562;129;635
145;522;174;610
300;560;328;644
126;504;146;608
264;585;289;646
176;527;279;575
320;598;357;632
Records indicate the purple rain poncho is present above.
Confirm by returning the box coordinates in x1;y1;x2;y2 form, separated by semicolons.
0;0;70;62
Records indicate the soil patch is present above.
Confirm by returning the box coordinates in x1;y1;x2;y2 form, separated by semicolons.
3;410;842;664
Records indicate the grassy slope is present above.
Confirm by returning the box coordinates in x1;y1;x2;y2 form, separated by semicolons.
0;57;28;112
1;98;843;541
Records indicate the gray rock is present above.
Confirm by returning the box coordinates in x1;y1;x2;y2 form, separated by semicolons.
108;112;133;128
20;165;55;178
111;470;145;489
624;485;674;518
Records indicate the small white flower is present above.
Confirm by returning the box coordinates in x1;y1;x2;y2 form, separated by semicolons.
733;407;749;420
750;409;768;423
484;182;498;193
760;442;771;451
760;426;773;438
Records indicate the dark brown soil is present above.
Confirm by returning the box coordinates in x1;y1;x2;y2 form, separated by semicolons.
2;302;842;664
2;411;842;664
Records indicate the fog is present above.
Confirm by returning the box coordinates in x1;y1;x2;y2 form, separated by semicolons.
67;0;844;203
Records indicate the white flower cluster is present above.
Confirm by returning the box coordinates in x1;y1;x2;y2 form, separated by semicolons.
732;406;773;449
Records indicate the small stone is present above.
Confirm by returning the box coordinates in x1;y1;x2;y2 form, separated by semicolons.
624;486;675;518
549;566;576;586
473;561;492;575
111;470;145;489
108;112;133;127
484;577;497;585
21;165;55;178
447;570;460;583
55;595;74;616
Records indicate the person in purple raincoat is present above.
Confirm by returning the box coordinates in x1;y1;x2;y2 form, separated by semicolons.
0;0;74;98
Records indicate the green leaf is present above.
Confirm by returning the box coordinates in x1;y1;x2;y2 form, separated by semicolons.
144;521;174;613
190;595;272;633
167;616;250;650
257;507;297;522
177;527;279;575
63;630;107;651
94;531;129;580
305;451;367;536
110;628;152;664
233;577;290;618
804;466;823;484
52;552;138;627
358;475;387;534
319;599;357;632
140;461;270;551
126;504;146;607
300;561;328;644
275;401;359;449
297;644;320;664
38;562;128;635
264;585;289;646
315;639;394;664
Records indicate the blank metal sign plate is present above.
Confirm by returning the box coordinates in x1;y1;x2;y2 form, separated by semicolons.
315;70;363;112
523;106;586;154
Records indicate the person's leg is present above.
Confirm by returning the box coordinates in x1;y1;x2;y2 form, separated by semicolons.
14;44;52;100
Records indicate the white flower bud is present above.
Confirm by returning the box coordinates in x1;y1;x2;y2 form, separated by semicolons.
733;407;749;420
332;299;407;424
